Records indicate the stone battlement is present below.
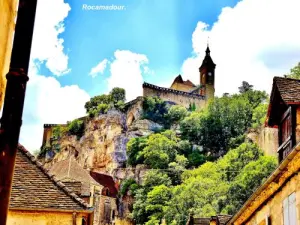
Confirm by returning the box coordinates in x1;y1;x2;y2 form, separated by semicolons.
143;82;205;99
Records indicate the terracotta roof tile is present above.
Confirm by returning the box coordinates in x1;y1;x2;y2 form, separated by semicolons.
49;158;101;196
193;218;210;225
217;215;232;224
274;76;300;103
9;145;92;211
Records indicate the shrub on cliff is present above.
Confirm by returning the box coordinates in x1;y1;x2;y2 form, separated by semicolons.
85;87;126;117
120;178;139;196
67;119;85;138
142;96;168;124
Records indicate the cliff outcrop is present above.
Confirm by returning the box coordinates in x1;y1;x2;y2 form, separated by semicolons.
41;108;162;176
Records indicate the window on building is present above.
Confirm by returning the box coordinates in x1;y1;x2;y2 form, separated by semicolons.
81;217;87;225
279;107;293;162
283;192;297;225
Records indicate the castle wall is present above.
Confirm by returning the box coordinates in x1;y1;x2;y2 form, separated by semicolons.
143;86;206;109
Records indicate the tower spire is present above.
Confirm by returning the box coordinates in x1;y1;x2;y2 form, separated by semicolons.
206;36;210;55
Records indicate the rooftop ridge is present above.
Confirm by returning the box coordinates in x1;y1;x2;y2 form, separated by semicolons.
17;144;92;210
143;82;205;99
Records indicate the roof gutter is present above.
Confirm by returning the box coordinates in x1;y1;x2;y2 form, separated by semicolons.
227;142;300;225
0;0;37;223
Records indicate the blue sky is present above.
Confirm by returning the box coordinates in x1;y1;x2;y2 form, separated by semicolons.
38;0;240;97
21;0;300;151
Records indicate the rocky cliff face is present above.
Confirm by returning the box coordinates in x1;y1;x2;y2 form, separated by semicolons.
247;126;278;156
42;108;163;176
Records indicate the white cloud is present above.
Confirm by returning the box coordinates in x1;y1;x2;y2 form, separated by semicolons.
89;59;109;78
30;0;71;76
181;0;300;96
19;0;90;151
107;50;149;101
20;65;90;151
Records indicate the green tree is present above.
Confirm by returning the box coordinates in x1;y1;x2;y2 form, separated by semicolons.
251;103;268;129
142;133;177;169
132;171;172;224
110;87;126;103
85;87;126;117
180;84;268;155
126;137;147;166
67;119;85;138
142;97;168;124
238;81;253;93
166;105;188;125
181;96;252;154
220;155;277;215
286;62;300;79
145;185;172;224
217;142;263;182
166;162;229;224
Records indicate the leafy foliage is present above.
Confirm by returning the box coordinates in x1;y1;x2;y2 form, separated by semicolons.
128;81;275;225
85;87;126;117
142;97;169;124
180;88;268;154
165;143;277;225
67;119;85;138
166;105;188;125
120;178;139;196
286;62;300;79
251;103;268;129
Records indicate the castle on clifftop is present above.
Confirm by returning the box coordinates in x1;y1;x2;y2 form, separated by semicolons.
142;46;216;109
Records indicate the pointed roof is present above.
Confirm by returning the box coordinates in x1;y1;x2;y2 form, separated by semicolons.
199;46;216;71
49;158;100;186
267;76;300;126
49;158;101;196
171;75;196;87
10;145;92;211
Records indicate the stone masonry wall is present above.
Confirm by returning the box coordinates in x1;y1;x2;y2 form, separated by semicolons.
143;86;206;109
244;172;300;225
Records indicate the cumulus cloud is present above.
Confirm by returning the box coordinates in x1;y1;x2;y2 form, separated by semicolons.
89;59;109;78
20;65;89;151
19;0;90;151
107;50;149;101
30;0;71;76
181;0;300;96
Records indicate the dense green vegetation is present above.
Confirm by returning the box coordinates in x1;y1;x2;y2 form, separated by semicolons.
85;87;126;117
125;81;276;225
67;119;85;138
286;62;300;79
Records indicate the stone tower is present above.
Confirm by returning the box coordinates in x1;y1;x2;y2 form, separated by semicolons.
199;46;216;103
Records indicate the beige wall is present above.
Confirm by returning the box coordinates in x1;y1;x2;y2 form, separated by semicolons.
244;172;300;225
115;218;134;225
0;0;18;108
7;210;90;225
98;195;117;224
170;82;193;92
143;87;206;109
